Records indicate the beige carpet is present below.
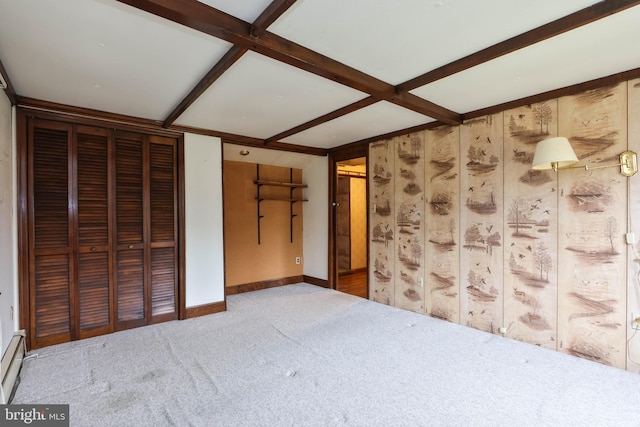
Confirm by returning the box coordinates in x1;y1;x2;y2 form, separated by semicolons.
12;283;640;426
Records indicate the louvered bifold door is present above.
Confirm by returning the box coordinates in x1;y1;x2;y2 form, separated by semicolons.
149;136;178;322
29;120;74;348
75;126;113;339
114;131;146;329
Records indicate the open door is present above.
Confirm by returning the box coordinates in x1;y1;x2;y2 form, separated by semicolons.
329;146;368;298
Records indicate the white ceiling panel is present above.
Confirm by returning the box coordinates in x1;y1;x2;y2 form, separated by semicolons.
1;0;638;151
410;6;640;114
0;0;232;120
197;0;274;23
175;51;367;139
269;0;601;85
282;101;434;149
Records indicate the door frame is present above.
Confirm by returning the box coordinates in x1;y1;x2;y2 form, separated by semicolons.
327;143;369;292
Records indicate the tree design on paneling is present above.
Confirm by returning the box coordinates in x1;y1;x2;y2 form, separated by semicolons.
503;101;559;349
425;126;460;322
460;115;504;334
369;140;395;305
557;82;627;368
394;134;425;314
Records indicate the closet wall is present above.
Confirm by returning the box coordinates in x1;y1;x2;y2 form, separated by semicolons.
22;116;181;349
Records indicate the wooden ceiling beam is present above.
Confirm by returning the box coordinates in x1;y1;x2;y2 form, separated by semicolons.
397;0;640;93
251;0;298;38
162;45;247;127
264;96;379;144
117;0;461;125
162;0;299;127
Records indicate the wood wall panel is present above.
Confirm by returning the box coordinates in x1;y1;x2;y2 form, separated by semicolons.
393;133;426;314
627;78;640;372
424;126;460;322
503;101;559;349
459;114;504;334
366;77;640;371
557;82;628;368
369;140;394;305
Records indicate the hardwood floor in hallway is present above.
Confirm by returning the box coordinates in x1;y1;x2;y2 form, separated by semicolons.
337;269;367;299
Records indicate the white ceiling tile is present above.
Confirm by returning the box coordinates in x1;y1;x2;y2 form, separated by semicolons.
269;0;601;85
282;101;434;149
174;51;367;139
0;0;232;120
197;0;274;23
410;6;640;114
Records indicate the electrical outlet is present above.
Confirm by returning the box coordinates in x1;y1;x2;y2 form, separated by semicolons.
371;203;377;213
417;277;424;288
295;256;301;265
626;232;635;245
633;313;640;330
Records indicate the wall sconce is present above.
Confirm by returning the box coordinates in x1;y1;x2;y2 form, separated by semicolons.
532;136;638;177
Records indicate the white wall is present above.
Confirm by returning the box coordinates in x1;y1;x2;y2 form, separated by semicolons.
184;133;225;307
0;91;16;355
303;156;328;280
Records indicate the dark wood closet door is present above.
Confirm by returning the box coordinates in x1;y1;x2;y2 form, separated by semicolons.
148;136;178;321
76;126;112;338
114;132;178;328
114;131;146;328
29;120;74;348
23;115;182;348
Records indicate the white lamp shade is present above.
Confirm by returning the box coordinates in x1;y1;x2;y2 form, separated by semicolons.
532;137;578;170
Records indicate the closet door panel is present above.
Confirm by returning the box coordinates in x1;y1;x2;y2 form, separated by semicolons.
76;126;112;336
116;249;145;322
78;252;110;330
115;132;145;326
34;255;71;339
30;122;73;346
151;247;176;317
149;139;176;242
149;137;178;319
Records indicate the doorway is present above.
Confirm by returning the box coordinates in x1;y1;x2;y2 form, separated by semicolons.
335;157;367;298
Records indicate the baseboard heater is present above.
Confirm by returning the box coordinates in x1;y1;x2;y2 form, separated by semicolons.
1;331;26;404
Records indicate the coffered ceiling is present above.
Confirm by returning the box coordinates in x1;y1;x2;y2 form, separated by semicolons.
1;0;639;153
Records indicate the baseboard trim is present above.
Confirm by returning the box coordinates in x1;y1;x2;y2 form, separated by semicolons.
185;301;227;319
303;275;330;288
226;276;304;295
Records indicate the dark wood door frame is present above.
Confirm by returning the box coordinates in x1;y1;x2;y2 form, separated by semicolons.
327;143;368;292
